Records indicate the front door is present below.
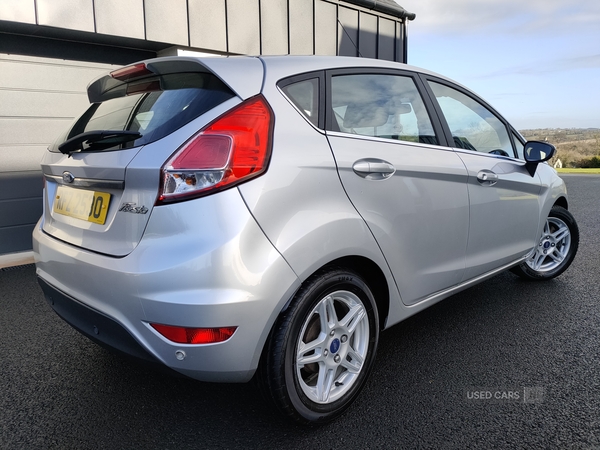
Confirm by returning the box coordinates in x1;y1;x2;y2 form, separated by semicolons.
425;80;541;281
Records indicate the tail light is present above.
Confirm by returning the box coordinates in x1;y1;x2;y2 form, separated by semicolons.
157;95;274;204
150;323;237;344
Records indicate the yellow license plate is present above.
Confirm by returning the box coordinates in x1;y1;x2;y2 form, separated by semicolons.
53;185;111;225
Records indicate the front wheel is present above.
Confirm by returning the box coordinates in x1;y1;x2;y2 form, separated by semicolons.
258;268;379;424
511;206;579;280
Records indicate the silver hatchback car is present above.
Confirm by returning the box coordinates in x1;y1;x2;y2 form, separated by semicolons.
33;56;578;424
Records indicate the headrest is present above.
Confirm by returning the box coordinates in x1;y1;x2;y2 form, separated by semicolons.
343;103;389;128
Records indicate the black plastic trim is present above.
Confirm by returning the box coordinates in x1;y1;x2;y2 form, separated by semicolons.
38;276;158;364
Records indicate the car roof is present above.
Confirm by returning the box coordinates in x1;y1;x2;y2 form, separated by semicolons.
256;55;449;82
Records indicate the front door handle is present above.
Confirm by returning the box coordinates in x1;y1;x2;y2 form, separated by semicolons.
352;159;396;180
477;170;499;185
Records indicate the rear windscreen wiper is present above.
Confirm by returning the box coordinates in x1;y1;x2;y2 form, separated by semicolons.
58;130;142;155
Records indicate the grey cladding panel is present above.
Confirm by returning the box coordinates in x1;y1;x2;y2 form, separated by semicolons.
359;12;377;59
289;0;313;55
144;0;189;46
227;0;260;55
338;7;359;57
0;172;43;254
94;0;145;39
261;0;288;55
0;172;44;201
189;0;227;52
0;225;37;253
396;22;405;63
37;0;95;32
315;1;337;56
0;198;42;227
378;18;396;61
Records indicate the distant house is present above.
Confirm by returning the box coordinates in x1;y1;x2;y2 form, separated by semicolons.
0;0;415;256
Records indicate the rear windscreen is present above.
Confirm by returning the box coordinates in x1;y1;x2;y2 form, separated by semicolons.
50;72;235;152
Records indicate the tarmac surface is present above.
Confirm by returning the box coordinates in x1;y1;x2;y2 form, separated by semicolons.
1;174;599;448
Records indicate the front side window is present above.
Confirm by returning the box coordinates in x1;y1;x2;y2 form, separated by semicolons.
330;74;438;145
429;81;514;157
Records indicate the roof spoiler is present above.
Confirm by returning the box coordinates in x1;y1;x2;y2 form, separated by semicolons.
87;56;264;103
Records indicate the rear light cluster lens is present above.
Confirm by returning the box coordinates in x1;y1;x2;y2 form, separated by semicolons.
150;323;237;344
157;95;274;204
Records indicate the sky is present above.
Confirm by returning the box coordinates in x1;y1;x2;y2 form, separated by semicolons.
400;0;600;130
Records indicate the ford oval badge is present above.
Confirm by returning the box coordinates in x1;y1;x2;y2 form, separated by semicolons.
62;171;75;184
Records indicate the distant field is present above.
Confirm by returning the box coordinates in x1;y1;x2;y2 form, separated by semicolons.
520;128;600;169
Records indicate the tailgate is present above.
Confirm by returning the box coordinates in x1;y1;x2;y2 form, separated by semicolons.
40;56;264;256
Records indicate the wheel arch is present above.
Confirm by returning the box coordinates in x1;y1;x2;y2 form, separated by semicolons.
553;196;568;209
317;256;390;330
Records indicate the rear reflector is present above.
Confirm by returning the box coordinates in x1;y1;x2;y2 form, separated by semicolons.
150;323;237;344
157;94;273;204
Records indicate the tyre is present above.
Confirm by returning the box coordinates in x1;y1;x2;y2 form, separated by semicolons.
259;268;379;424
511;206;579;280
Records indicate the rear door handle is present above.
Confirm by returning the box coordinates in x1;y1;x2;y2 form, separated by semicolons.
477;170;499;185
352;159;396;180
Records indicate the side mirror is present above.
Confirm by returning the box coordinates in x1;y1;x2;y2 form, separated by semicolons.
524;141;556;163
523;141;556;176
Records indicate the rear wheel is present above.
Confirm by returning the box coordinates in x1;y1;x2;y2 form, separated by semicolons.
511;206;579;280
259;268;379;424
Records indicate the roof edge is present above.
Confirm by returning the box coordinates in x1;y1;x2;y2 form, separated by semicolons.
340;0;416;21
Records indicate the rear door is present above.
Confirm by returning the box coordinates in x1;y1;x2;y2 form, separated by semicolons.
325;69;470;305
422;78;541;280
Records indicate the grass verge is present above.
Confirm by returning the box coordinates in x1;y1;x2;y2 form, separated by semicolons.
556;168;600;174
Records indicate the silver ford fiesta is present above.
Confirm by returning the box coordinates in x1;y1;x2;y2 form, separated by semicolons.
33;55;579;424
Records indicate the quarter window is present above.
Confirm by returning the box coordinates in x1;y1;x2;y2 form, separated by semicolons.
281;78;320;127
429;81;514;156
330;74;438;145
512;132;525;159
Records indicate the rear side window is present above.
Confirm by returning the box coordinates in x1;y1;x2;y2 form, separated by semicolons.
50;72;235;152
329;74;438;145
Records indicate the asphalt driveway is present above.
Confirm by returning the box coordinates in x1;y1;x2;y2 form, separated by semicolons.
1;174;599;448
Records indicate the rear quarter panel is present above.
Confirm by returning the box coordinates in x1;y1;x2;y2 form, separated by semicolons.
237;69;403;327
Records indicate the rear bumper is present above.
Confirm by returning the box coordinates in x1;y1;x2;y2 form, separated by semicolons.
33;188;300;382
38;276;158;364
